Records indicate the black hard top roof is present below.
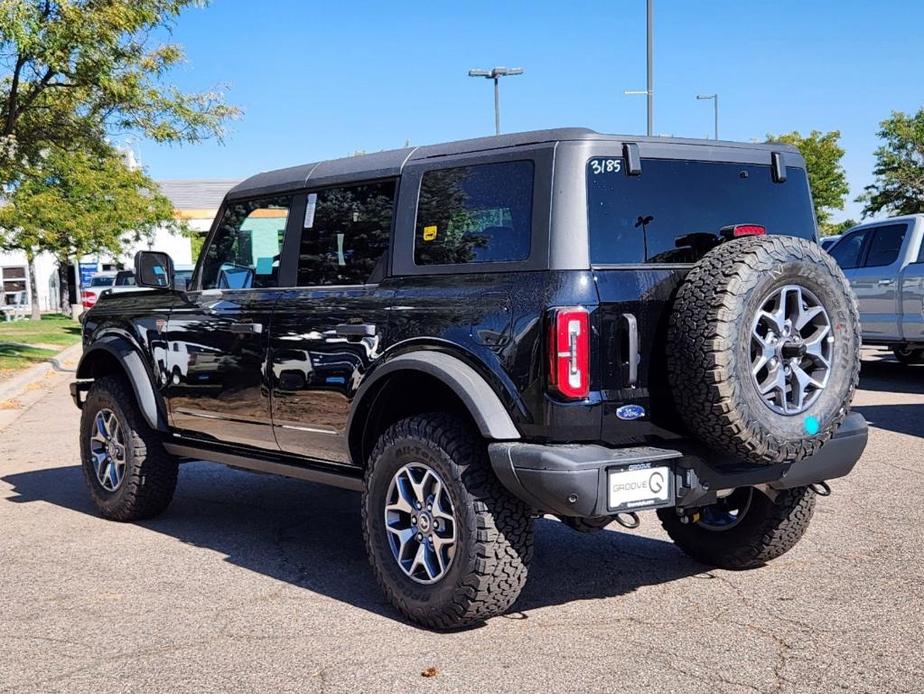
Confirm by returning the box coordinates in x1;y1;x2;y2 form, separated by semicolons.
227;127;800;200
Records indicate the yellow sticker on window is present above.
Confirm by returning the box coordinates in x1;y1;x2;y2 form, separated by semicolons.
423;225;438;241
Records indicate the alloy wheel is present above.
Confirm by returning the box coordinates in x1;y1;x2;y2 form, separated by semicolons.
750;284;833;415
384;463;457;584
88;408;127;492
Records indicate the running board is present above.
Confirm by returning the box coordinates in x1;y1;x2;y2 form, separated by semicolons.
163;442;364;492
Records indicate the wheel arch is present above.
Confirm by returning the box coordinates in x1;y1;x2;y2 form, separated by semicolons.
347;352;520;467
76;337;168;431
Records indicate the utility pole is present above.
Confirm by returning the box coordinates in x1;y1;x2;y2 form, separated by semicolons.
646;0;653;136
697;93;719;140
468;66;524;135
624;0;654;135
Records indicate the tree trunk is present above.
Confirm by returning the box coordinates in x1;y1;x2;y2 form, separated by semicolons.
56;256;72;316
26;251;41;320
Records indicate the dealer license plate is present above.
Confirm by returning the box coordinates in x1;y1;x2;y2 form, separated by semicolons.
607;465;672;512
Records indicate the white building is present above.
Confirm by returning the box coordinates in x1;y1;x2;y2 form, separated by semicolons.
0;179;240;311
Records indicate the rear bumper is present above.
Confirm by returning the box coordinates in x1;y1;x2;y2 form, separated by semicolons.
488;412;868;518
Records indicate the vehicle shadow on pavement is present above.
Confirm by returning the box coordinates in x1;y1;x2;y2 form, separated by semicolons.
858;356;924;395
2;462;704;627
851;403;924;439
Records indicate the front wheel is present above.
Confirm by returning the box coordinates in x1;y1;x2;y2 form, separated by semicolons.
362;413;533;630
79;375;178;521
657;486;816;570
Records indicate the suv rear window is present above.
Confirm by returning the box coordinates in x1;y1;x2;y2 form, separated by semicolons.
587;158;816;264
415;161;533;265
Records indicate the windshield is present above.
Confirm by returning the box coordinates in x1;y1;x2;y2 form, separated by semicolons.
587;158;816;264
89;276;115;287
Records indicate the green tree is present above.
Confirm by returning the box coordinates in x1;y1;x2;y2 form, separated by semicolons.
858;108;924;217
0;0;237;317
767;130;849;235
0;0;238;185
0;146;179;318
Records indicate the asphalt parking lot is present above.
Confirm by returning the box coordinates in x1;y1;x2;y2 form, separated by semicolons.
1;349;921;693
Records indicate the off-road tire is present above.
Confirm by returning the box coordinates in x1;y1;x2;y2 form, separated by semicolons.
668;235;861;465
362;413;533;630
892;345;924;365
79;375;178;521
657;486;816;569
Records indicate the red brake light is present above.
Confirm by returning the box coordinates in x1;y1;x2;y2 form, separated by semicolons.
82;291;97;308
726;224;766;238
548;307;590;399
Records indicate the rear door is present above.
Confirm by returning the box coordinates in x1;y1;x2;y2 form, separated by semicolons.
269;180;397;463
165;195;295;449
838;223;909;339
900;226;924;341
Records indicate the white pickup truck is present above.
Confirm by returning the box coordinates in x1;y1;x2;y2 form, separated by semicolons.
829;214;924;363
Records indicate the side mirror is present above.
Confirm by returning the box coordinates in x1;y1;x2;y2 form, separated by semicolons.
134;251;175;289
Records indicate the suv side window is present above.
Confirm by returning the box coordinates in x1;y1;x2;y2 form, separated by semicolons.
863;224;907;267
297;180;396;286
414;161;533;265
829;228;869;269
201;196;291;290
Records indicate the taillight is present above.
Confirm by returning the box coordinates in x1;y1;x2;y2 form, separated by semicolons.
82;291;97;308
548;307;590;399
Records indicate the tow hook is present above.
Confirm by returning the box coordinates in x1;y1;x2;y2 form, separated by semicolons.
678;510;701;525
614;512;641;529
809;481;832;497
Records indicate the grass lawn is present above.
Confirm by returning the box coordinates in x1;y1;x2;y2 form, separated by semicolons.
0;314;82;376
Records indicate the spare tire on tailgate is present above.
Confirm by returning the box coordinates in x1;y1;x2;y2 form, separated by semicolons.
667;235;860;466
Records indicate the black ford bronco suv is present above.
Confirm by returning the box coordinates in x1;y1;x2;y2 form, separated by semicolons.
71;128;867;629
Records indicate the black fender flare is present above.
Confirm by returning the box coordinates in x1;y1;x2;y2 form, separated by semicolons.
347;351;521;446
76;336;168;431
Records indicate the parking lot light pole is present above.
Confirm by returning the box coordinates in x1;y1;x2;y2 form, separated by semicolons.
624;0;654;135
468;66;524;135
697;93;719;140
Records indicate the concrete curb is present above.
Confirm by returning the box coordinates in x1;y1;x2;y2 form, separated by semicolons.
0;341;83;404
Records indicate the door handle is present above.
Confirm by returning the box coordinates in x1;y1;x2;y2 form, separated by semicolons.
229;323;262;334
877;279;892;286
622;313;639;388
335;323;376;338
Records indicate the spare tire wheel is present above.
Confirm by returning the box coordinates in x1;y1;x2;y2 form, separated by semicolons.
667;235;860;465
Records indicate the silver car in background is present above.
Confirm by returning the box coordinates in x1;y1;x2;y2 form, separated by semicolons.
829;214;924;363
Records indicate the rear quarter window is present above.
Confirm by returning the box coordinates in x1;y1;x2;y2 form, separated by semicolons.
587;158;817;264
414;161;533;265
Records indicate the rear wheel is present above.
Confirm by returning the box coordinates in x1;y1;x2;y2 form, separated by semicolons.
362;413;533;630
79;375;178;521
657;486;816;569
892;344;924;365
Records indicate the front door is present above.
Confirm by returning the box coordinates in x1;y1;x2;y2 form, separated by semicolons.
165;194;294;449
269;180;397;463
838;223;909;339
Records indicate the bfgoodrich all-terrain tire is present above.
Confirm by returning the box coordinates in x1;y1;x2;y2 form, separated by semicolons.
79;375;178;521
668;235;861;466
657;486;816;570
362;413;533;630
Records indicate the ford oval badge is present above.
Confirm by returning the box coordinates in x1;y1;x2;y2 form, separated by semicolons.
616;404;646;421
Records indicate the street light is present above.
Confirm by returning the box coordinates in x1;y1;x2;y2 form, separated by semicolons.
696;93;719;140
624;0;654;135
468;66;524;135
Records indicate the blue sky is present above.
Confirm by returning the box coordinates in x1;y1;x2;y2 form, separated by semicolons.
136;0;924;222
